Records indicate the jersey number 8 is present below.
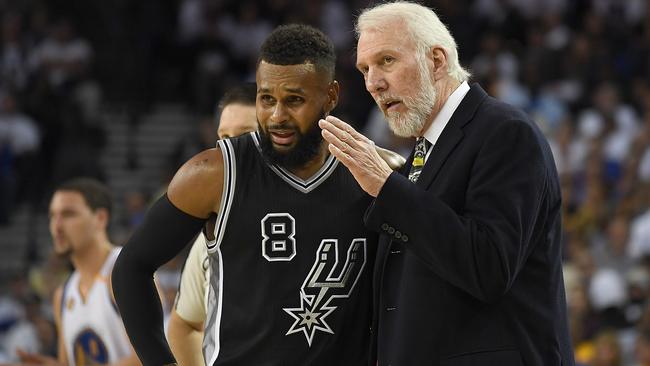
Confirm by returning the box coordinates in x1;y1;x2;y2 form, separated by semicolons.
261;213;296;261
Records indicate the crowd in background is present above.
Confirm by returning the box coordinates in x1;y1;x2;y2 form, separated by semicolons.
1;0;650;365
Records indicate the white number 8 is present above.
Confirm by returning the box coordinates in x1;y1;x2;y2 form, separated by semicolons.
261;213;296;261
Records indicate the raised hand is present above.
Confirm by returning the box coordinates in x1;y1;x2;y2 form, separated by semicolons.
319;115;394;197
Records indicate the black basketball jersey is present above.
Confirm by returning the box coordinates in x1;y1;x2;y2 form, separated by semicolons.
203;132;377;366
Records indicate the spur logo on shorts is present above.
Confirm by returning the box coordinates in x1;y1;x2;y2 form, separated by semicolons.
283;238;367;346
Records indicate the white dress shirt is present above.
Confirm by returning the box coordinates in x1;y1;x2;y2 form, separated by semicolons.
422;81;470;162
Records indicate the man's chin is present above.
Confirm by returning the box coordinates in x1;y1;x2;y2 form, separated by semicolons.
53;246;72;258
387;117;409;138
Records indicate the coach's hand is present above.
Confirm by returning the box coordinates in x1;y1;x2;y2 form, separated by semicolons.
320;116;393;197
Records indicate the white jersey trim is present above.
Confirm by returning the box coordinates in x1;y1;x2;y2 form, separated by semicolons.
206;247;224;365
251;131;339;194
204;140;232;364
207;139;236;252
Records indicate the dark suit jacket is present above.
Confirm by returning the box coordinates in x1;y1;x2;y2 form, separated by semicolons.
365;84;574;366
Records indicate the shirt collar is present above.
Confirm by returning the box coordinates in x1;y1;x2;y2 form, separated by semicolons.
422;81;470;147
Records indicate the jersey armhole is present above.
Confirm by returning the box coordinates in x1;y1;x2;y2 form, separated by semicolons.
59;274;72;319
207;139;236;253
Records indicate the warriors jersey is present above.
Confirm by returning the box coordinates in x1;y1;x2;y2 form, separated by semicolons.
204;132;377;366
61;247;133;366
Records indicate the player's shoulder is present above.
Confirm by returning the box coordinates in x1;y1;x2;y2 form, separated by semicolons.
168;147;225;218
53;285;65;316
54;285;64;303
170;147;224;196
185;147;224;172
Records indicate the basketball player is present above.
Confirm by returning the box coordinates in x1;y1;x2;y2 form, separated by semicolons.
167;83;257;366
113;24;389;365
167;80;404;365
18;178;140;366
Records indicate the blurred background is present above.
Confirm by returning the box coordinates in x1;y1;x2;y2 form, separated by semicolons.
0;0;649;364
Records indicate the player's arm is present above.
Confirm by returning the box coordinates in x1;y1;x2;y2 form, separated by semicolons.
53;286;68;365
168;312;204;366
112;148;225;366
168;235;208;366
374;145;405;170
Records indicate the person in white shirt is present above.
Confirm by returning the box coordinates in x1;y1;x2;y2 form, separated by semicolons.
18;178;140;366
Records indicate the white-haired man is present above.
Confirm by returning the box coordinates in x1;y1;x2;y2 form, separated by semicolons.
319;2;574;365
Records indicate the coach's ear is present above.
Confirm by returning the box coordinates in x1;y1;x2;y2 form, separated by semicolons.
429;46;449;81
326;80;340;114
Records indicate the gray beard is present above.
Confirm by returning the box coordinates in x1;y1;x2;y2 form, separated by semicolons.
384;54;438;137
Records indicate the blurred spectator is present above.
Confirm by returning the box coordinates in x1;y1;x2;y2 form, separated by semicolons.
591;214;634;273
0;91;40;224
589;269;630;330
590;330;623;366
0;285;24;344
629;209;650;260
635;330;650;366
29;17;101;119
0;12;31;93
3;293;56;362
29;18;91;93
217;1;272;71
320;0;352;50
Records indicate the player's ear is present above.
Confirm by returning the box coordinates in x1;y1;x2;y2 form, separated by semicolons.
326;80;339;113
95;208;110;230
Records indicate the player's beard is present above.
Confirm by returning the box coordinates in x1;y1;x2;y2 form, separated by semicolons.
381;54;437;138
259;110;326;170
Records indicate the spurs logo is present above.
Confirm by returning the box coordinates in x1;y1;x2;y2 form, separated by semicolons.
284;238;367;346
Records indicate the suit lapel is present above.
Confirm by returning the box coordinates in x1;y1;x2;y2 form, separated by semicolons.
416;84;488;189
374;84;488;322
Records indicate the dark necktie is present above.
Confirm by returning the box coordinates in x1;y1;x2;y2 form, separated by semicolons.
408;137;431;183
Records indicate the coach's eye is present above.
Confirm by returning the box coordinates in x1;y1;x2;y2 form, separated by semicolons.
383;56;395;65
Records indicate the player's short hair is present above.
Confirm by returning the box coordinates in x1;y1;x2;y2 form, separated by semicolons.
56;177;112;216
217;82;257;113
257;24;336;81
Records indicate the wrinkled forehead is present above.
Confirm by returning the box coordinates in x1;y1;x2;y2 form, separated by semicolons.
356;24;416;63
256;61;327;92
357;18;409;43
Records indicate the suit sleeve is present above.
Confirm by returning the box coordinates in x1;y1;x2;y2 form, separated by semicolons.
365;119;551;303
